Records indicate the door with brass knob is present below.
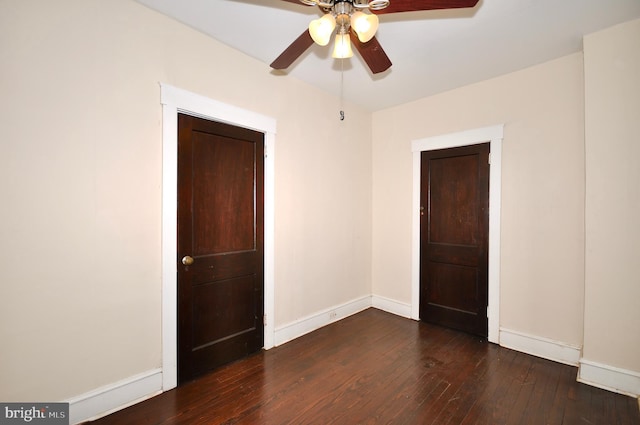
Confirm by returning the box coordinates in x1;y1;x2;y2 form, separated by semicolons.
177;113;264;384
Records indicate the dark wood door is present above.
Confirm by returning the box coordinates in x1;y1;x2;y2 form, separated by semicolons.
420;143;489;337
177;113;264;384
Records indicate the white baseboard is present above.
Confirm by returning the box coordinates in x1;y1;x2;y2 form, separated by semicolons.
65;296;410;423
578;359;640;397
371;295;412;319
274;296;372;346
66;368;162;424
499;328;581;366
64;310;639;425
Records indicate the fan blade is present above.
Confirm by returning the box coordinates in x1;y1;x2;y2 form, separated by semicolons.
372;0;479;14
350;31;392;74
279;0;310;4
270;30;315;70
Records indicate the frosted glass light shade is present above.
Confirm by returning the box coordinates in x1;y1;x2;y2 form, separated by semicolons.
350;11;378;43
309;14;336;46
332;33;353;58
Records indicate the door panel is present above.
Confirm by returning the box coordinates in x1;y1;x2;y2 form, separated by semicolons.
191;130;256;254
420;143;489;337
177;113;264;384
427;263;479;312
429;154;481;246
192;276;258;348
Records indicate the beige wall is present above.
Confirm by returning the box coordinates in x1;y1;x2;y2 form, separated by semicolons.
2;0;637;408
372;53;586;346
583;19;640;372
0;0;372;401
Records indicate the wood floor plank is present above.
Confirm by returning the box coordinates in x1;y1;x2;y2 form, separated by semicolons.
520;358;562;424
86;309;640;425
459;346;517;424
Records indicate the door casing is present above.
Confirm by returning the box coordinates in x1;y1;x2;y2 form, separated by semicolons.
161;83;276;391
411;125;503;344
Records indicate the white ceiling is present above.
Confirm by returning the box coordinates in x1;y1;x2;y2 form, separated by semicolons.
135;0;640;111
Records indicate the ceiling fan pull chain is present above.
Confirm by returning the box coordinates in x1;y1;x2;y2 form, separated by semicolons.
339;58;345;121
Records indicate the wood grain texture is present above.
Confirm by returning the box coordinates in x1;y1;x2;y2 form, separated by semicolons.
372;0;480;14
420;144;489;337
177;114;264;384
350;31;392;74
86;309;640;425
270;30;315;70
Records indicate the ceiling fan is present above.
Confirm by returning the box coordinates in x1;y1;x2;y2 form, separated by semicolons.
271;0;480;74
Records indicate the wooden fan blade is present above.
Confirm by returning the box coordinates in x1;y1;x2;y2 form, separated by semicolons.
372;0;479;14
270;30;315;70
350;31;392;74
279;0;313;5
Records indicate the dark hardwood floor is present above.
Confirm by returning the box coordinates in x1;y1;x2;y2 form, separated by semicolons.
88;308;640;424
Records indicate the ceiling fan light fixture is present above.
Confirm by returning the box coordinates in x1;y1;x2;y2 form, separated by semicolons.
273;0;481;74
351;11;378;43
309;13;336;46
332;31;353;58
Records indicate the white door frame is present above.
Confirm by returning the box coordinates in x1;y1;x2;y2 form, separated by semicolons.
160;83;276;390
411;125;503;343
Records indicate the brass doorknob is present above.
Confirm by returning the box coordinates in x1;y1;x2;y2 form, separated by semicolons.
181;255;194;266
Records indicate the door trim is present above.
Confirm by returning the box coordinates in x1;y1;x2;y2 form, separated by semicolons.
411;125;503;344
160;83;276;391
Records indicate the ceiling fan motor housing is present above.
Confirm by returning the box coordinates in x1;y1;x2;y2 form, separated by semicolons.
308;0;390;12
334;1;353;29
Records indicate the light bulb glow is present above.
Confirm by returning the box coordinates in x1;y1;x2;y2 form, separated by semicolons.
332;33;353;58
309;14;336;46
350;11;378;43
